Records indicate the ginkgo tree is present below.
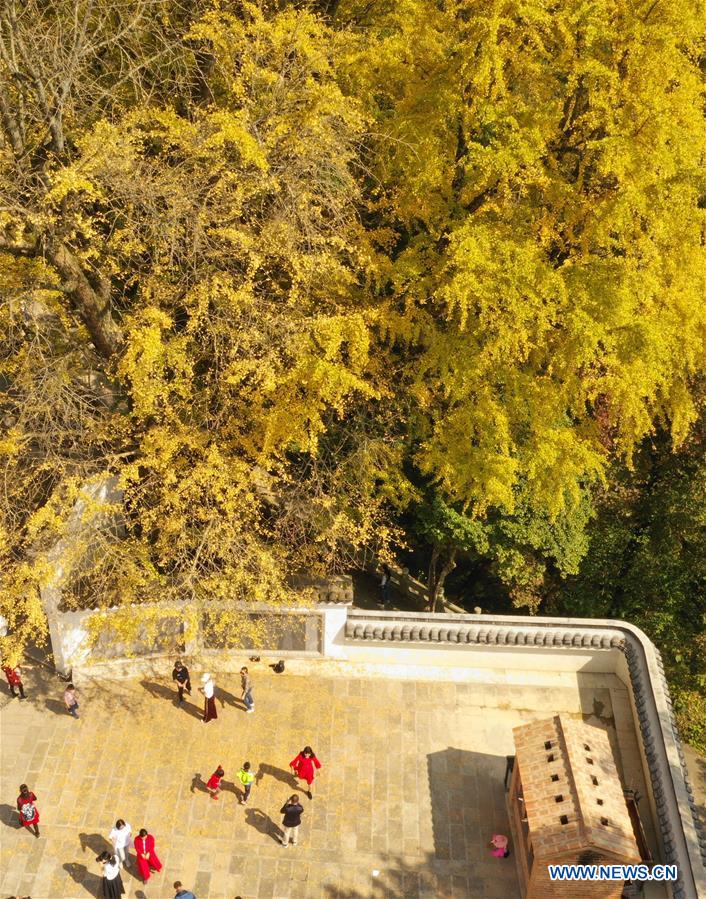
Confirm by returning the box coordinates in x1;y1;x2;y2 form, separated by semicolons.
0;0;389;660
0;0;704;665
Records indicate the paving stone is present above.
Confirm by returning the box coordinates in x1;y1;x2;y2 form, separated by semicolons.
1;664;659;897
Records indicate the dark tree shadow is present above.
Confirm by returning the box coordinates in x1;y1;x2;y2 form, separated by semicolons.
256;763;296;787
62;862;103;898
580;694;615;728
45;698;69;716
78;832;111;856
244;807;281;844
190;773;208;795
320;851;459;897
0;803;20;828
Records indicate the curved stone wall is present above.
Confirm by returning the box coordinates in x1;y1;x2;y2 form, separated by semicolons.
344;610;706;899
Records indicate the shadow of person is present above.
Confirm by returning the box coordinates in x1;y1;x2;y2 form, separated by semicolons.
140;680;202;719
219;779;241;799
190;773;208;795
218;687;241;709
45;698;69;716
256;763;296;787
62;862;103;898
0;803;20;828
244;807;282;844
139;680;175;703
78;832;112;856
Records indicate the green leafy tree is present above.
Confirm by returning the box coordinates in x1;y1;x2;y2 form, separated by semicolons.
549;421;706;750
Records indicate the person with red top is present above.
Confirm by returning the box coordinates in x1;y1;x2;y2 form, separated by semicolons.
134;828;162;882
3;664;25;699
206;765;224;800
289;746;321;800
16;784;39;836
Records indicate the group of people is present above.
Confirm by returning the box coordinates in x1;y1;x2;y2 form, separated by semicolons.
9;655;507;897
95;820;162;897
203;745;322;846
171;661;254;721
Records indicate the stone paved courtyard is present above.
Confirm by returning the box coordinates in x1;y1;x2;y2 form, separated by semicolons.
0;660;656;899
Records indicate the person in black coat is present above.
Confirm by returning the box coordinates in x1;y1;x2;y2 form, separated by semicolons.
280;794;304;847
172;660;191;704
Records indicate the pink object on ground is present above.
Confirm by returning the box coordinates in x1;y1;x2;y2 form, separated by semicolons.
491;834;508;857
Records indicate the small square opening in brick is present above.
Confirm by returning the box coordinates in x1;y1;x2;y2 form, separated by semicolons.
550;774;560;782
586;757;594;765
554;795;564;803
547;753;555;762
597;798;604;806
544;740;552;750
591;776;599;785
559;815;569;825
600;817;609;826
584;743;591;751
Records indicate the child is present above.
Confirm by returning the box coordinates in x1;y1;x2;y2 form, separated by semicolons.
2;663;25;699
64;683;79;718
237;762;255;804
206;765;224;800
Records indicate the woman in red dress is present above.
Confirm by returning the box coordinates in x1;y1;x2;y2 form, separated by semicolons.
134;828;162;882
289;746;322;799
16;783;39;836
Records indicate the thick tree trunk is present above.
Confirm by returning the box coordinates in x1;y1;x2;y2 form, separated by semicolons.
427;547;457;613
42;236;123;359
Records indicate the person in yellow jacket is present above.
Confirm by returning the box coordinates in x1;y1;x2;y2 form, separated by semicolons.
237;762;255;804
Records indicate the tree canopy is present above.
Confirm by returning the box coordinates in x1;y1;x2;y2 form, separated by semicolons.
1;0;704;701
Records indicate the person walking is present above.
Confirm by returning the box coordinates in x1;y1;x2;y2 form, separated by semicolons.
16;784;39;837
199;673;217;722
206;765;224;800
240;666;254;713
174;881;197;898
379;564;392;608
280;794;304;847
134;828;162;882
3;663;25;699
289;746;321;799
172;660;191;704
237;762;255;804
63;683;80;718
109;819;132;867
96;851;125;898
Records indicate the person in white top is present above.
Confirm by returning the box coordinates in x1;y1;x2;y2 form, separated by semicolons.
96;850;125;898
199;672;217;723
109;819;132;866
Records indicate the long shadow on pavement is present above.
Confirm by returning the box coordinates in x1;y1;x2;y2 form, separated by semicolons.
256;762;297;788
78;832;112;856
45;698;69;716
139;680;203;720
191;773;208;795
62;863;103;898
244;807;282;844
0;804;20;828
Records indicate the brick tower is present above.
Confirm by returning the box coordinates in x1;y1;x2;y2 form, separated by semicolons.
507;715;641;899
